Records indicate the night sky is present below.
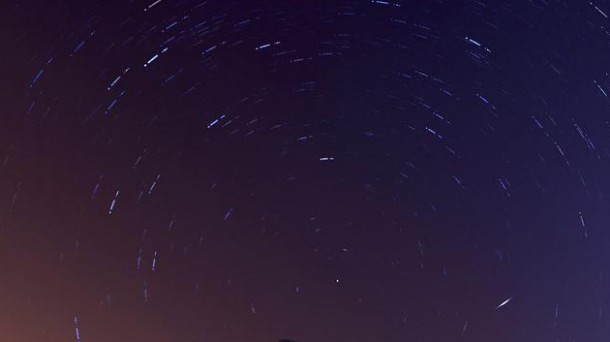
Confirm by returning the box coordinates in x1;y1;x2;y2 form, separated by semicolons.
4;0;610;341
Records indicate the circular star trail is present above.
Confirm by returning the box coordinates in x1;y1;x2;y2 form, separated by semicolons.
3;0;610;341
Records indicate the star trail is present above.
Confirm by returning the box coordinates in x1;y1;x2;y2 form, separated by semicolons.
3;0;610;341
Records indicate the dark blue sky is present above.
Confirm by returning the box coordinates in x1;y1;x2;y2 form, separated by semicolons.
2;0;610;341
